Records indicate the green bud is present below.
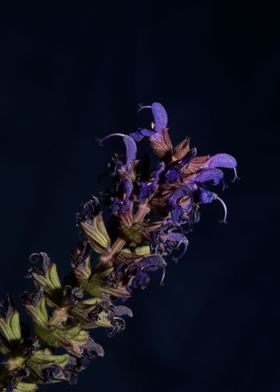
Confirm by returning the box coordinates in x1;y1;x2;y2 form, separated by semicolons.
69;301;98;328
134;245;151;256
24;296;48;327
27;348;68;383
74;256;92;281
95;310;113;328
80;212;111;253
34;325;59;348
32;263;62;297
0;311;21;342
7;356;25;371
52;326;89;357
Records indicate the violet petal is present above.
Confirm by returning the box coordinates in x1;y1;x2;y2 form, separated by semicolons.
138;162;165;201
97;133;137;167
151;102;168;133
123;135;137;166
207;153;237;169
113;305;133;318
139;254;166;272
199;189;216;204
194;168;224;185
130;128;155;142
165;168;180;184
169;185;191;209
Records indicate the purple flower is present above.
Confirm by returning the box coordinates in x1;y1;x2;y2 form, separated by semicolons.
130;102;174;160
191;168;224;186
130;102;168;142
206;153;237;169
129;128;155;142
165;148;197;184
167;185;194;223
206;153;238;182
199;189;216;204
138;162;165;201
130;254;167;288
97;133;137;170
195;188;228;223
151;224;189;262
0;101;238;392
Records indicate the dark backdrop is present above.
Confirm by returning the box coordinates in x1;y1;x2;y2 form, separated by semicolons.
0;2;279;391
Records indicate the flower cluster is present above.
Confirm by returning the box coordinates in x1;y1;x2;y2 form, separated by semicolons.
0;103;237;391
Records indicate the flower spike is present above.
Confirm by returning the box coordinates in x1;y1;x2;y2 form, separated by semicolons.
0;102;237;391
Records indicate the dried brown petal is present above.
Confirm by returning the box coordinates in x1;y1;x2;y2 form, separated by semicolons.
172;137;190;161
182;155;210;178
149;128;173;160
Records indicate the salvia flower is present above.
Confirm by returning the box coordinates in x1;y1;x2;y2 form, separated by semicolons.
0;102;237;391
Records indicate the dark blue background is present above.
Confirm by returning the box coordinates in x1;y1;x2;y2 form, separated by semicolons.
0;2;279;391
